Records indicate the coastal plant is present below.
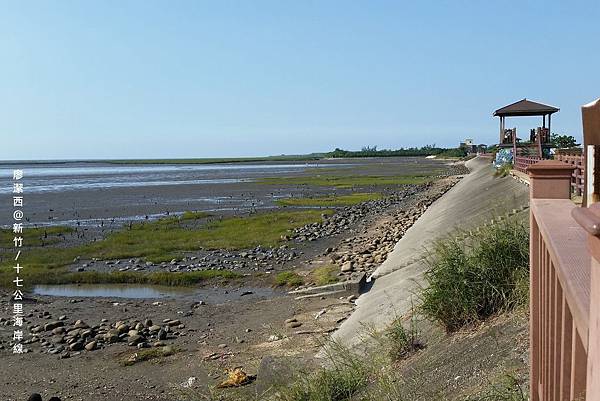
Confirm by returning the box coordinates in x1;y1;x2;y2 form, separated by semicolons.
421;218;529;332
494;163;513;178
311;264;339;286
274;340;370;401
274;271;304;287
385;314;424;361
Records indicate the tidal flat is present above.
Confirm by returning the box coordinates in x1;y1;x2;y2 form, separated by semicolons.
0;157;468;400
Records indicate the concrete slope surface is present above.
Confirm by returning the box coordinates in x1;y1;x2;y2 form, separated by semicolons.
333;157;529;346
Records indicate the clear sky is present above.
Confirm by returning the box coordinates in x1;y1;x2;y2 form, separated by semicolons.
1;1;599;160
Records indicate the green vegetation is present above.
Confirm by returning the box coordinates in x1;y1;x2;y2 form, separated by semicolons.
180;211;212;220
550;134;580;149
276;342;370;401
0;226;74;247
260;174;432;189
438;148;468;158
0;210;330;287
326;144;461;158
494;163;513;178
106;154;324;165
274;271;304;287
385;315;423;361
311;264;339;286
462;375;526;401
421;218;529;332
122;345;179;366
277;192;382;207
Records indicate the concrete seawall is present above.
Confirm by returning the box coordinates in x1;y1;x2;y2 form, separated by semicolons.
333;157;530;346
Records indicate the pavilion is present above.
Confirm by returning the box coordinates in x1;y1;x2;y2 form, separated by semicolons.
493;98;559;157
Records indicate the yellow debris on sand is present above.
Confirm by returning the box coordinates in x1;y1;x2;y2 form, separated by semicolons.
216;367;253;388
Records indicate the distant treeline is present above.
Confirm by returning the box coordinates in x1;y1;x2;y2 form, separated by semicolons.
326;145;467;158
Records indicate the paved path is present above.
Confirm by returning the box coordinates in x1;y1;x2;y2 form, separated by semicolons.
333;157;530;346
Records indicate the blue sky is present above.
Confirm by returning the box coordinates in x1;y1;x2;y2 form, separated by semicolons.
1;1;599;160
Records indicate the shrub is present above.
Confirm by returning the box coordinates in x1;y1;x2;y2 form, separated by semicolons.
421;218;529;331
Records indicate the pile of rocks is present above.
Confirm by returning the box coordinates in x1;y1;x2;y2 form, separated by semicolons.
325;179;460;277
77;245;301;274
23;316;183;358
291;186;426;243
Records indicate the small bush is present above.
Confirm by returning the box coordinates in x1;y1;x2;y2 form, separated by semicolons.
421;218;529;331
386;316;424;360
274;271;304;287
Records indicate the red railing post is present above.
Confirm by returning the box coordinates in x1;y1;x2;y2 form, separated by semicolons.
527;160;576;199
528;161;575;401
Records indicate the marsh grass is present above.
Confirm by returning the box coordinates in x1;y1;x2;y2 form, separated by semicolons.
276;193;382;207
121;345;179;366
311;264;339;286
0;225;74;247
274;271;304;287
421;218;529;332
260;174;433;188
0;210;329;287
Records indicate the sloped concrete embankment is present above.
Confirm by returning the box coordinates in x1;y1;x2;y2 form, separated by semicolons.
333;157;530;346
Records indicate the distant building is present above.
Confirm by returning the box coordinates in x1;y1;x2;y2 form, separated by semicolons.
459;138;480;154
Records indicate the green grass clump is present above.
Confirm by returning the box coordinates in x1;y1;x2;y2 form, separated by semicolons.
277;193;382;207
274;271;304;287
260;174;432;188
180;211;211;220
122;346;179;366
385;316;423;361
276;342;369;401
311;265;339;286
421;218;529;332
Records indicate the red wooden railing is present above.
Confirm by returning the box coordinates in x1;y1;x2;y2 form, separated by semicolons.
528;162;588;401
528;98;600;401
555;154;585;196
515;155;542;173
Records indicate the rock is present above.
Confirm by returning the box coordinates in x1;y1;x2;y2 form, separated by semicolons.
69;341;84;351
73;320;88;329
341;262;354;272
157;329;167;340
28;394;43;401
128;330;139;337
286;321;302;328
218;343;227;348
148;325;161;333
144;319;153;328
84;341;97;351
116;324;129;334
44;321;64;331
103;330;119;343
166;319;181;327
128;335;143;346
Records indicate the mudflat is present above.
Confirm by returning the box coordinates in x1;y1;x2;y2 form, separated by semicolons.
0;157;468;400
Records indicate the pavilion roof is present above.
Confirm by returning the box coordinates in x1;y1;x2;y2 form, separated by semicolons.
493;98;559;117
